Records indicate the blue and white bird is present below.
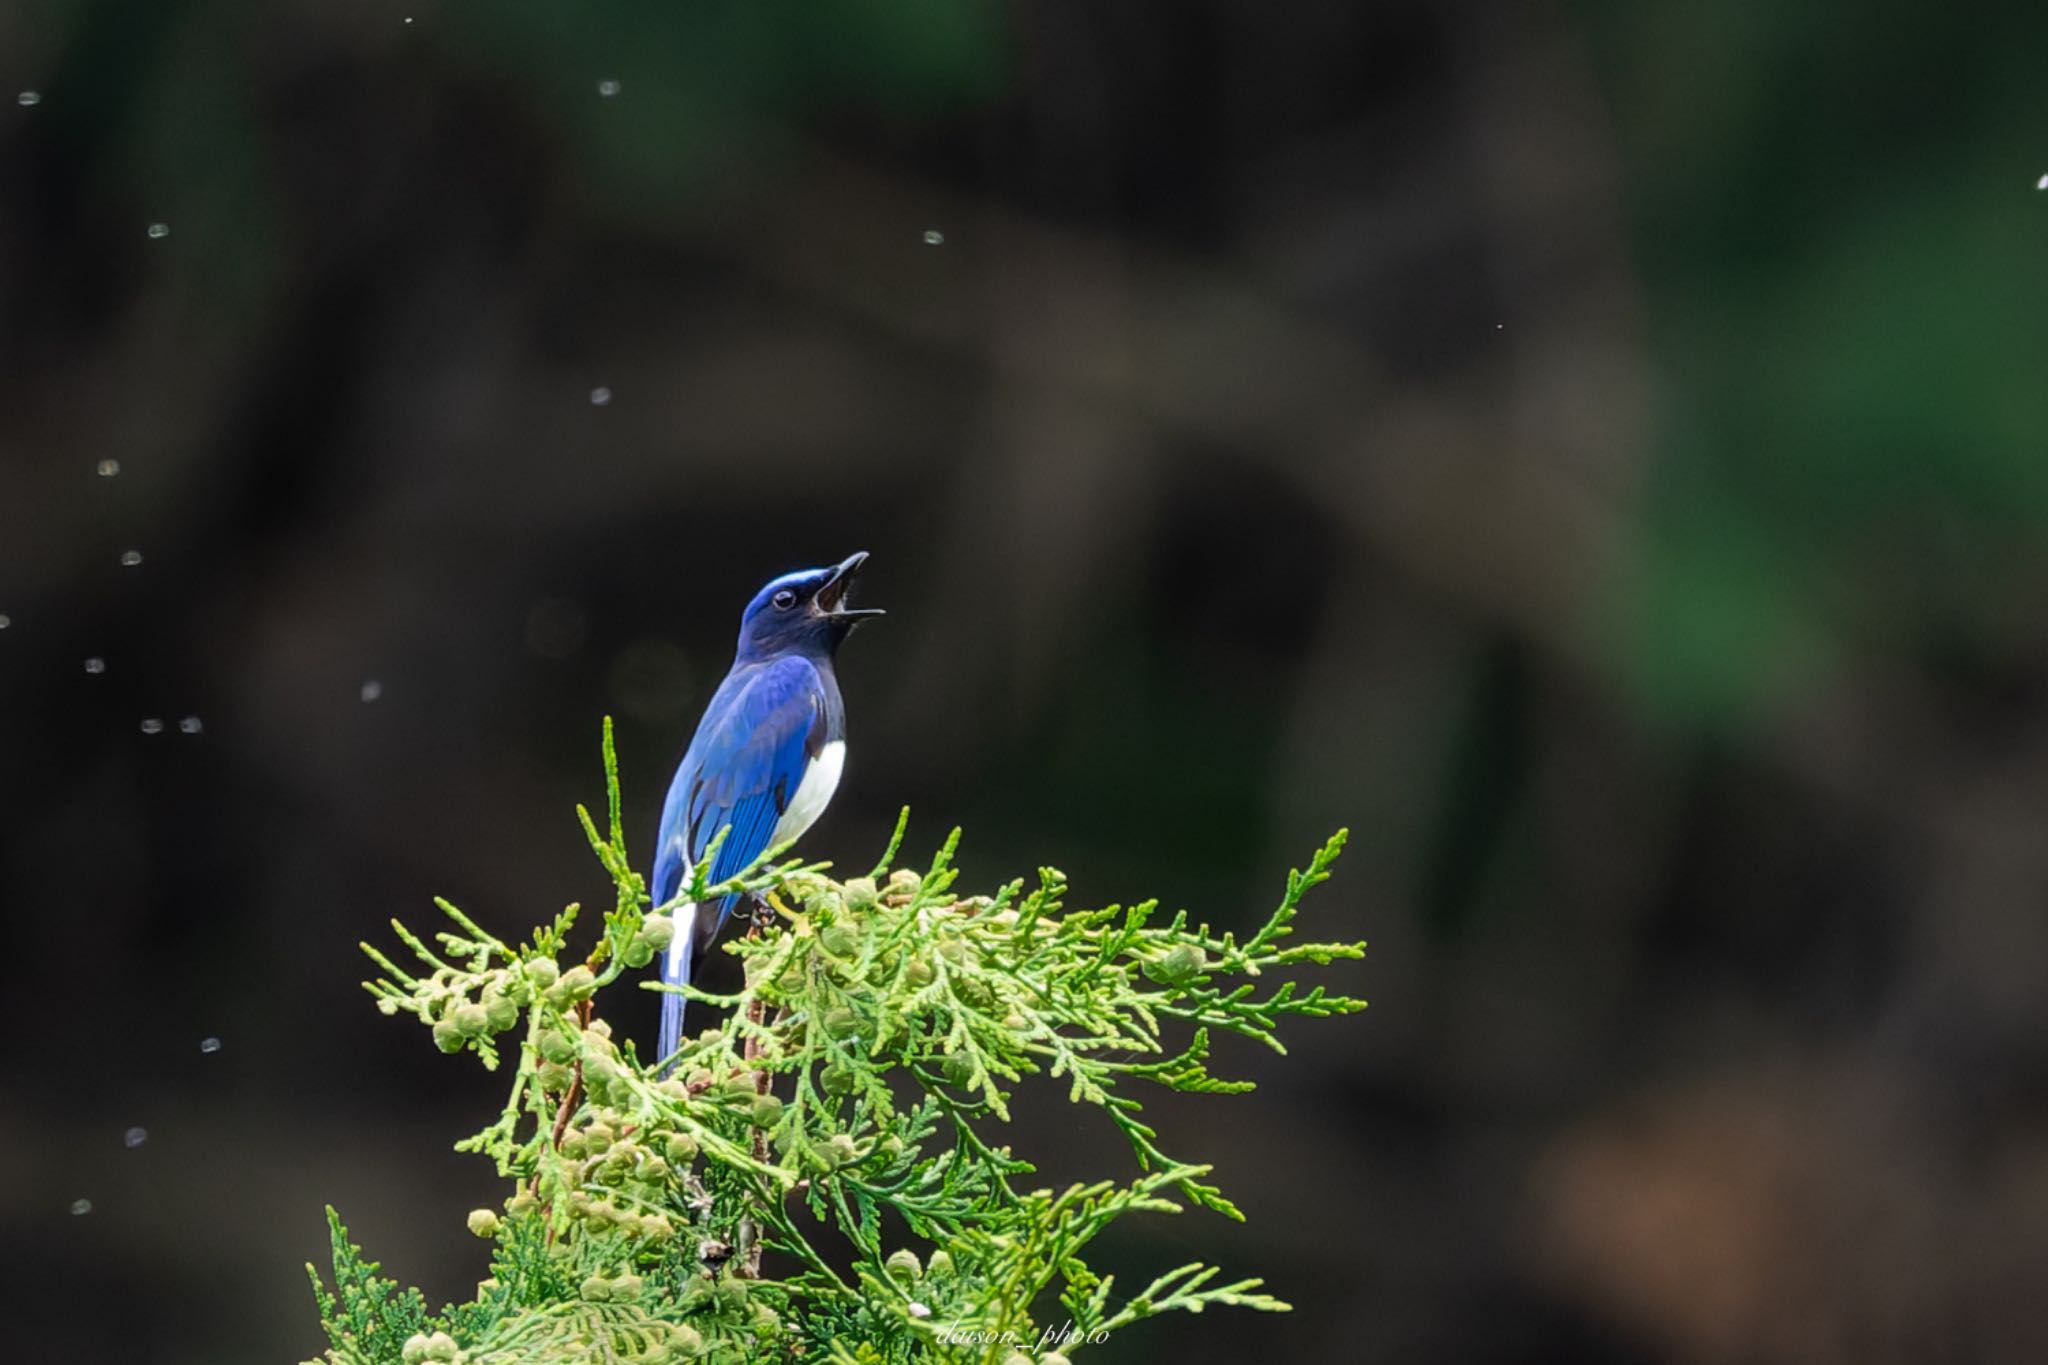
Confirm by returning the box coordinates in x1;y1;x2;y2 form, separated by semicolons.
651;552;882;1065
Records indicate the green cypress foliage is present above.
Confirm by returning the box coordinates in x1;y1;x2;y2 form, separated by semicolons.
308;720;1365;1364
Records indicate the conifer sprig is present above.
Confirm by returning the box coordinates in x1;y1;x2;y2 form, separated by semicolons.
310;721;1365;1365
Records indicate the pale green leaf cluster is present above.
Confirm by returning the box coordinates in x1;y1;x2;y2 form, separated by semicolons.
307;721;1365;1365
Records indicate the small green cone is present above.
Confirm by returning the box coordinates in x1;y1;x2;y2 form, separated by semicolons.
1143;943;1209;986
482;993;518;1033
546;966;596;1008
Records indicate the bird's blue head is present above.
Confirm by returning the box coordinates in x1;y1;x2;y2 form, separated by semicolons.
735;552;884;663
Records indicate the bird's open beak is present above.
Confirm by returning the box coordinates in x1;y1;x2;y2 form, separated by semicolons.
815;551;884;622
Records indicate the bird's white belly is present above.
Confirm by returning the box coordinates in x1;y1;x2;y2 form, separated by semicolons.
775;740;845;847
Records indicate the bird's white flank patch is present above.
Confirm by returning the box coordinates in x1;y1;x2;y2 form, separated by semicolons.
665;837;694;977
775;741;845;849
667;907;692;975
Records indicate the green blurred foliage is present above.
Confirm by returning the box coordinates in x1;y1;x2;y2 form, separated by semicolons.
1589;1;2048;719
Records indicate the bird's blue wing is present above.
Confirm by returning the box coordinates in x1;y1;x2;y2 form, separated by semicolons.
652;656;824;1063
660;656;826;920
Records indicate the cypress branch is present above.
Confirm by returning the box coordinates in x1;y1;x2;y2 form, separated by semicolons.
304;723;1366;1364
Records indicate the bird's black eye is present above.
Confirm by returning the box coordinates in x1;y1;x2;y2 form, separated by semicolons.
772;589;798;611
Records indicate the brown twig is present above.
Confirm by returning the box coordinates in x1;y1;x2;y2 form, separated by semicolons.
533;998;593;1241
736;904;774;1277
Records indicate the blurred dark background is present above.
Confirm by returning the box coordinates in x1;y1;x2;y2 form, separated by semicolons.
6;1;2048;1362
